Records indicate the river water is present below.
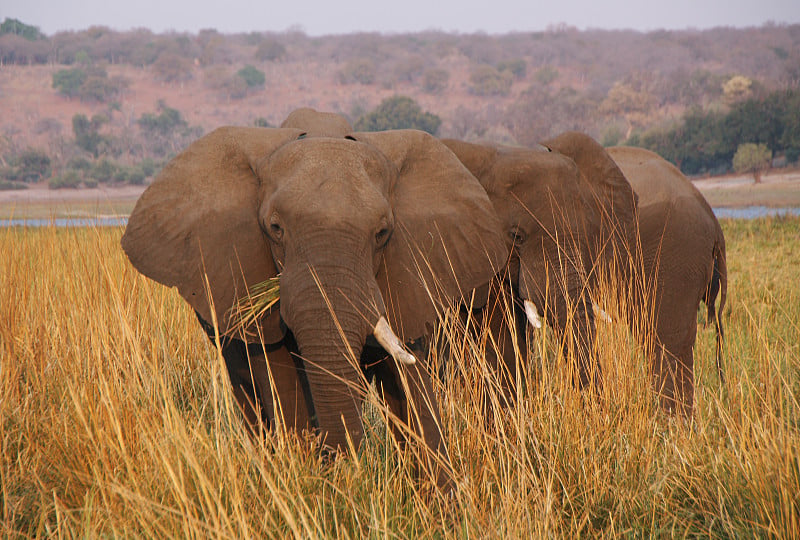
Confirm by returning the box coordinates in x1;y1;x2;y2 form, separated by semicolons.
2;208;800;227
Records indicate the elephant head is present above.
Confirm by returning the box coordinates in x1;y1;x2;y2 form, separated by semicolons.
443;134;636;390
280;107;353;137
121;126;507;471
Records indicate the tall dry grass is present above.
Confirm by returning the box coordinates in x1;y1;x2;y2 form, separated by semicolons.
1;218;798;537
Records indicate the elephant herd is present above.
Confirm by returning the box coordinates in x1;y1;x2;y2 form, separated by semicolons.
121;107;727;490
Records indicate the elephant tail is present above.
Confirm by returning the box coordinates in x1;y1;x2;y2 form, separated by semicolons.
704;231;727;384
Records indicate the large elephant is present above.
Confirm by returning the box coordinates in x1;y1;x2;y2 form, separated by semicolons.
121;125;507;487
603;145;727;414
442;136;637;396
445;133;726;415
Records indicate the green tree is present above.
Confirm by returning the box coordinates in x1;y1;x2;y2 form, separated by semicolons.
732;143;771;183
52;68;88;98
73;114;109;157
137;103;187;137
0;18;43;41
14;148;51;182
354;96;441;135
237;65;265;89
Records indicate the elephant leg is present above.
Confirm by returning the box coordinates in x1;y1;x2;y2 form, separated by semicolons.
366;340;452;490
194;313;313;434
541;286;598;391
652;321;697;417
482;287;526;410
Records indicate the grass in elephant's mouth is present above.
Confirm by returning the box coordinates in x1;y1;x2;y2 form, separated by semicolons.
1;218;798;537
227;275;281;337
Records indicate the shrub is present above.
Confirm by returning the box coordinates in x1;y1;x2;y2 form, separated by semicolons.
535;66;559;86
137;158;159;177
0;179;27;190
337;59;376;85
152;52;193;83
497;59;527;80
733;143;772;183
354;96;441;135
14;148;51;182
468;65;513;96
422;69;449;94
48;170;82;189
237;65;265;89
88;158;119;183
52;68;87;98
254;39;286;62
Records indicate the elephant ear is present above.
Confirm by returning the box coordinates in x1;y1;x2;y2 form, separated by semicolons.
543;131;638;234
354;130;508;340
543;132;638;267
121;126;304;343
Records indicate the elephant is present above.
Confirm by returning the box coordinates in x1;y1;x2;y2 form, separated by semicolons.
280;107;353;136
441;135;638;399
603;145;727;414
121;123;508;488
444;133;726;416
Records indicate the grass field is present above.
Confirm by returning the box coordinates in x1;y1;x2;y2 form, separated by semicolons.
1;218;798;537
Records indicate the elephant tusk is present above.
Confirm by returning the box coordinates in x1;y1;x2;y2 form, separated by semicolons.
523;300;543;329
593;302;612;323
373;316;417;365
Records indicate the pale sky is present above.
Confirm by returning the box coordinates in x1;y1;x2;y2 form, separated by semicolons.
2;0;799;36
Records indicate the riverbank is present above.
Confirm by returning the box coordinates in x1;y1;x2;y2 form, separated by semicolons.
692;168;800;208
2;167;800;219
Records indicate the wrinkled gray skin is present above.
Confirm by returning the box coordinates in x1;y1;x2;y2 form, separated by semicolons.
121;115;507;488
446;134;726;415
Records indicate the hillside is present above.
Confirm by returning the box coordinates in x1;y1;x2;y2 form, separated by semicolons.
1;22;799;185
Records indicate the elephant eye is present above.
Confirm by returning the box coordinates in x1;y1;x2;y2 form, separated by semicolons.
268;214;283;241
508;228;526;246
375;226;391;248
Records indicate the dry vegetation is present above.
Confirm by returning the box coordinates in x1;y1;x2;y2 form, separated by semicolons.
1;218;798;537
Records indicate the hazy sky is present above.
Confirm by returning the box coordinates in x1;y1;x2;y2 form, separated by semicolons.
2;0;799;36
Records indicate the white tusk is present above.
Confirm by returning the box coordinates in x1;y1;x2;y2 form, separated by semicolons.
593;302;612;323
373;316;417;365
523;300;543;329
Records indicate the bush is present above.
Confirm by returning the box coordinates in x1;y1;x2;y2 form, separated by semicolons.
0;179;27;190
49;170;83;189
354;96;441;135
254;39;286;62
52;68;87;98
468;65;513;96
88;158;119;183
497;59;527;80
67;156;92;171
535;66;559;86
152;52;193;83
237;65;265;89
137;158;159;177
14;148;51;182
422;69;449;94
733;143;772;183
337;59;376;85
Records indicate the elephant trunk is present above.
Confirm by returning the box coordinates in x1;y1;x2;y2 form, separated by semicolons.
520;244;598;389
279;253;382;452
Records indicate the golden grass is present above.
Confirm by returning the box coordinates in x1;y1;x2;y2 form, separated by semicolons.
1;219;798;537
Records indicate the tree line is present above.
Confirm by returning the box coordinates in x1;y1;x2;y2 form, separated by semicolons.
632;88;800;176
